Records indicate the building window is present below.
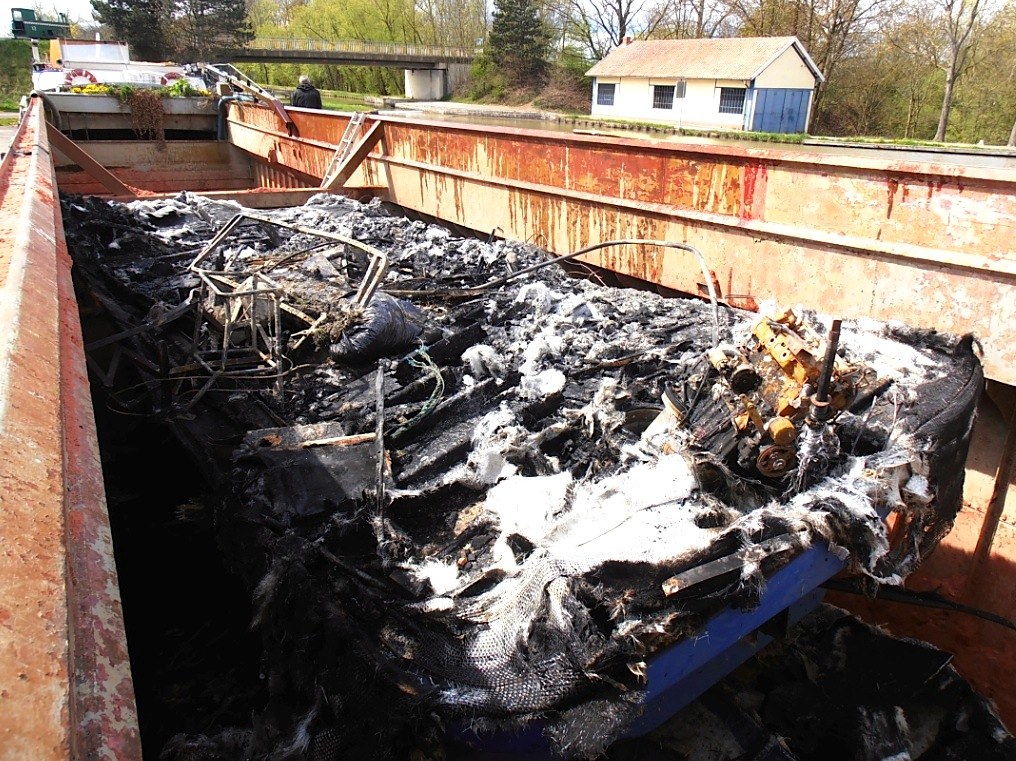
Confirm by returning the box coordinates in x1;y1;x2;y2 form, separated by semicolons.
653;85;675;109
719;87;746;114
675;80;687;99
597;83;616;106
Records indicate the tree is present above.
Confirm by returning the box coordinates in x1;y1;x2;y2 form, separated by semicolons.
653;0;736;38
940;0;1016;143
91;0;170;60
726;0;896;115
568;0;654;58
416;0;488;46
489;0;551;83
932;0;984;140
173;0;253;60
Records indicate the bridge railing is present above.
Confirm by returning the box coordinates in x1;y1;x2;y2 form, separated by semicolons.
247;37;477;60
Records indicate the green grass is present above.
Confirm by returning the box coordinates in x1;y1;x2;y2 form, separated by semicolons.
0;94;24;112
808;134;1011;150
319;88;374;101
321;97;368;112
544;112;808;144
0;116;18;126
679;127;807;144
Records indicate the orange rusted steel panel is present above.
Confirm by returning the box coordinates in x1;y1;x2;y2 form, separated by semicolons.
50;140;246;171
53;139;256;195
56;169;254;196
226;104;356;184
0;100;140;760
47;123;137;197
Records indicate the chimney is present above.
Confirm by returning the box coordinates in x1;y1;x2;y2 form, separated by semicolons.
623;36;633;45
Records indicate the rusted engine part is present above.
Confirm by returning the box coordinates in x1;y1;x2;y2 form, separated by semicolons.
648;307;876;486
187;212;389;400
647;308;981;579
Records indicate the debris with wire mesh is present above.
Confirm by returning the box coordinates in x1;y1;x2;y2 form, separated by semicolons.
61;192;995;760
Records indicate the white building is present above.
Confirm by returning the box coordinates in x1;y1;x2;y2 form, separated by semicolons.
586;36;824;134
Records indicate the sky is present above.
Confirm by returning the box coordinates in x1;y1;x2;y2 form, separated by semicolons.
2;1;96;37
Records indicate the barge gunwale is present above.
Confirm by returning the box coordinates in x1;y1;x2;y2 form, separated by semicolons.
371;113;1016;183
0;101;140;761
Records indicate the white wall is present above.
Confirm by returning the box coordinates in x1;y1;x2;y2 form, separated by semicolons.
591;76;750;130
754;47;817;89
405;69;445;100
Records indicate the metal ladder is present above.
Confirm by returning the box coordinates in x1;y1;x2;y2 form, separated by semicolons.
321;112;367;188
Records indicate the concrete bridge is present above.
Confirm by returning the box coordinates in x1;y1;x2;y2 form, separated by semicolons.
225;37;476;99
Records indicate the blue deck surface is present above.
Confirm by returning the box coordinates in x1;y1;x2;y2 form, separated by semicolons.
454;541;846;757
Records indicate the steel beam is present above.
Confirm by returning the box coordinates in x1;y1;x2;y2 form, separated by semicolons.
46;123;136;197
323;120;384;190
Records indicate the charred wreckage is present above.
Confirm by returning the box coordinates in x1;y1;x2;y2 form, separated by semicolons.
63;193;1009;760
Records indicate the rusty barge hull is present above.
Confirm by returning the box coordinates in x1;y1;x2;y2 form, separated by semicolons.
1;97;1014;759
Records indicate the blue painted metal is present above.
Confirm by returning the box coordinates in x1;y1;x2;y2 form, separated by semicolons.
453;541;846;756
752;89;812;133
623;548;841;736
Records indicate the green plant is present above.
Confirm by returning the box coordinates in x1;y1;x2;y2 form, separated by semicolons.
0;39;32;105
164;78;207;98
108;84;137;104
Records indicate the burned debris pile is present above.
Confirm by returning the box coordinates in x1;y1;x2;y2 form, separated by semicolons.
63;193;990;759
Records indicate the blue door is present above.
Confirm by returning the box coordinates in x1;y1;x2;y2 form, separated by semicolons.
751;89;812;133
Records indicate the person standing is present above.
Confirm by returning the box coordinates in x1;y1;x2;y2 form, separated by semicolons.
291;75;323;109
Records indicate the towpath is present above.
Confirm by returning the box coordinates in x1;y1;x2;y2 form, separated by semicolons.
0;114;20;159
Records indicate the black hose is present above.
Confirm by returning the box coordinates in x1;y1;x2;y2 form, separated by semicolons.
823;578;1016;634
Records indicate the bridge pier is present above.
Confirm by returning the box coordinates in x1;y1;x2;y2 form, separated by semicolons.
404;63;470;100
404;68;445;100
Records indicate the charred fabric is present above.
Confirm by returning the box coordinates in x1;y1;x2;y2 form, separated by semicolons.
64;193;987;758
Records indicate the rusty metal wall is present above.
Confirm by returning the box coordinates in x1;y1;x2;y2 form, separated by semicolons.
226;104;1015;385
0;101;140;760
54;140;255;196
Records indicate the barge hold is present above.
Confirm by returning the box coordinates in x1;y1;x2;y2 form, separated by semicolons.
62;190;997;759
1;95;1015;759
